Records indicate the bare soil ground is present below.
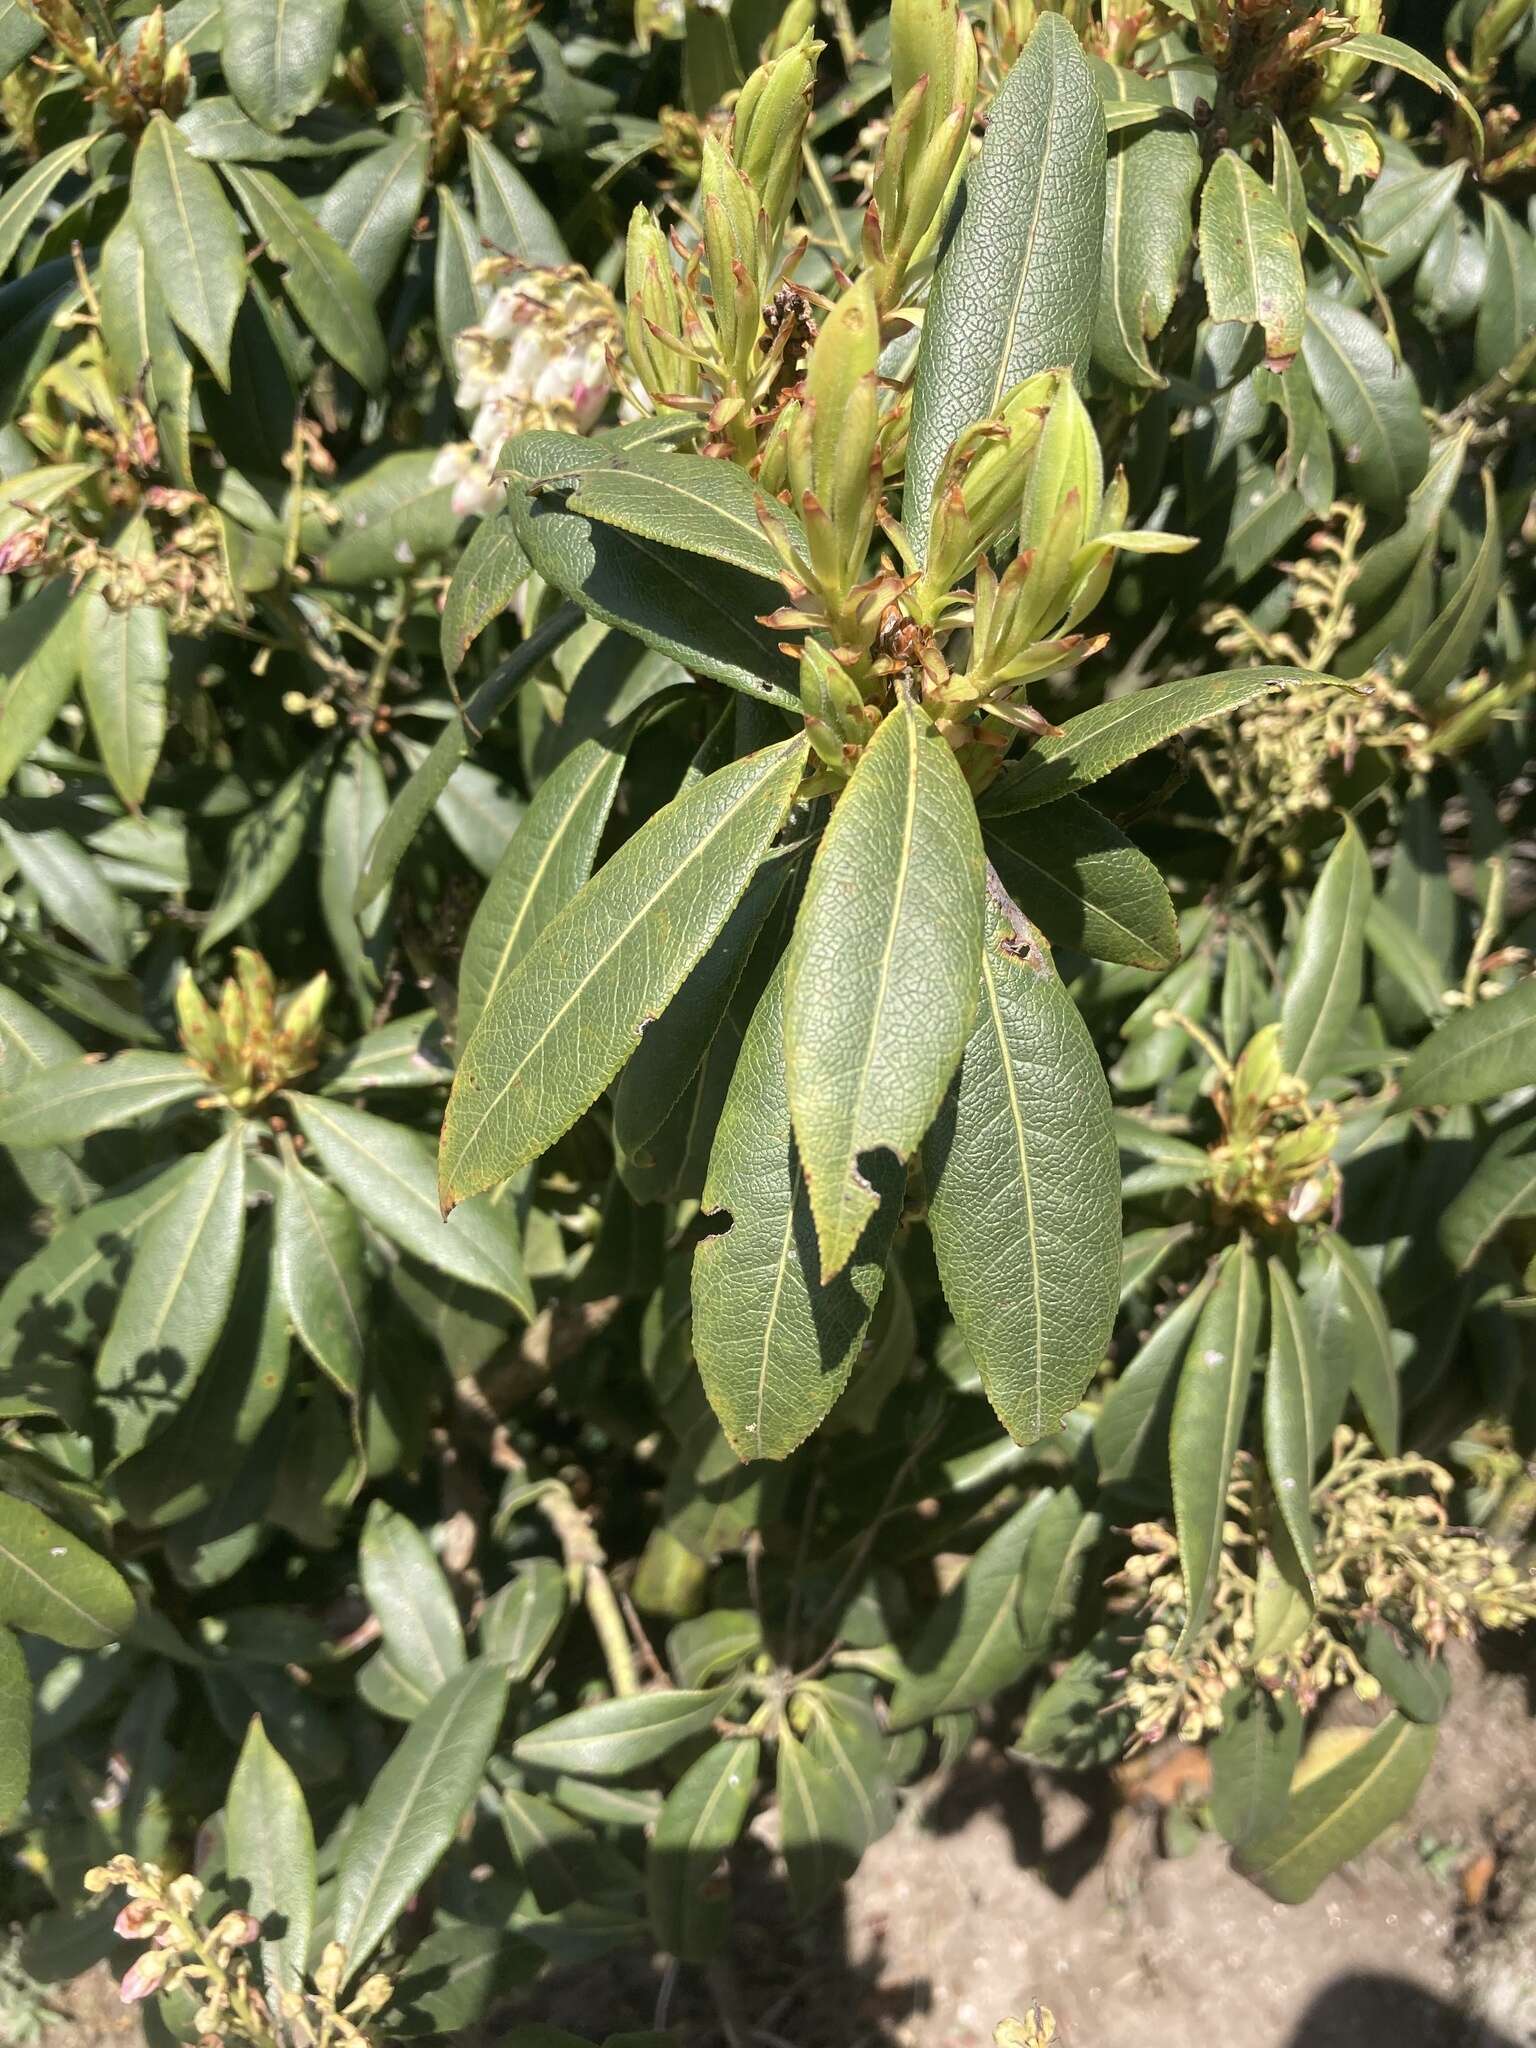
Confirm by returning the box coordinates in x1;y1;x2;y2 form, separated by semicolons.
32;1643;1536;2048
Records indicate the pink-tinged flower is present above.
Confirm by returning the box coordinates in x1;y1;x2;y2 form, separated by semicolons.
211;1910;261;1949
120;1949;171;2003
113;1900;156;1939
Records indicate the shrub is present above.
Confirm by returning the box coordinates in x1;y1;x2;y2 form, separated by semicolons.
0;0;1533;2040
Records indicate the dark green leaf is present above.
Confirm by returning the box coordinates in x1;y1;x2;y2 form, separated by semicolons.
1263;1259;1320;1583
1279;817;1370;1086
1398;977;1536;1108
199;745;333;956
646;1736;758;1963
441;514;530;678
1170;1238;1261;1647
983;795;1177;969
441;734;806;1204
0;1625;28;1825
131;114;247;386
0;1051;203;1150
1208;1685;1303;1848
359;1499;466;1693
926;900;1119;1443
1235;1714;1436;1903
226;1716;316;2003
224;164;387;389
786;695;983;1281
332;1658;510;1973
1308;1229;1399;1455
273;1152;368;1400
511;1687;730;1779
0;1494;135;1649
465;130;567;267
222;0;346;132
1301;294;1429;514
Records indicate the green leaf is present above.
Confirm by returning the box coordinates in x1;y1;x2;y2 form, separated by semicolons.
1263;1260;1320;1584
360;1499;466;1693
1440;1141;1536;1274
1094;1270;1215;1489
332;1658;510;1974
0;1;44;84
313;130;430;298
80;588;169;812
1308;1229;1399;1456
511;1687;731;1780
0;1626;28;1826
1170;1239;1261;1647
97;1130;247;1456
433;183;486;368
288;1095;533;1315
97;214;193;485
441;514;530;678
226;1716;316;2004
1198;150;1306;371
906;13;1105;549
694;960;899;1461
981;669;1320;813
1341;32;1482;151
388;1922;540;2037
224;164;387;389
0;136;94;276
457;735;626;1050
495;1782;642;1911
887;1493;1053;1729
1208;1685;1304;1848
320;741;392;1012
480;1559;567;1678
1016;1488;1102;1660
1235;1714;1436;1903
308;453;463;586
1398;977;1536;1108
0;817;132;969
565;451;798;586
983;795;1177;969
1279;817;1370;1086
464;130;568;267
0;1493;135;1649
0;1051;203;1150
1395;467;1501;709
646;1736;758;1963
130;114;248;386
776;1726;864;1913
272;1150;369;1400
222;0;345;130
1092;86;1200;389
925;900;1119;1444
1475;197;1536;384
441;734;806;1204
0;585;83;790
508;485;800;710
199;744;333;955
1301;294;1429;515
1357;1622;1452;1725
354;604;580;915
786;695;983;1282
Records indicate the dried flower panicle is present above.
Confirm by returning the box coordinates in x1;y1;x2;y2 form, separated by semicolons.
85;1858;392;2048
430;262;620;518
1113;1433;1536;1749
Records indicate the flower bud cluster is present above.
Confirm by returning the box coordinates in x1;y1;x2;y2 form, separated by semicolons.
176;947;329;1110
431;263;620;518
1204;1022;1342;1230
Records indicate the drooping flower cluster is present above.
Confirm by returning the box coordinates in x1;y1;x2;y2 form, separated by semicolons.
430;262;620;518
84;1858;392;2048
1112;1435;1536;1748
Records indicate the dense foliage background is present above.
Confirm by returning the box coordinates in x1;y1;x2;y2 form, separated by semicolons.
0;0;1534;2042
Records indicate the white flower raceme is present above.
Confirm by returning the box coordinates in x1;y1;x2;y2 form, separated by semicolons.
430;261;620;518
